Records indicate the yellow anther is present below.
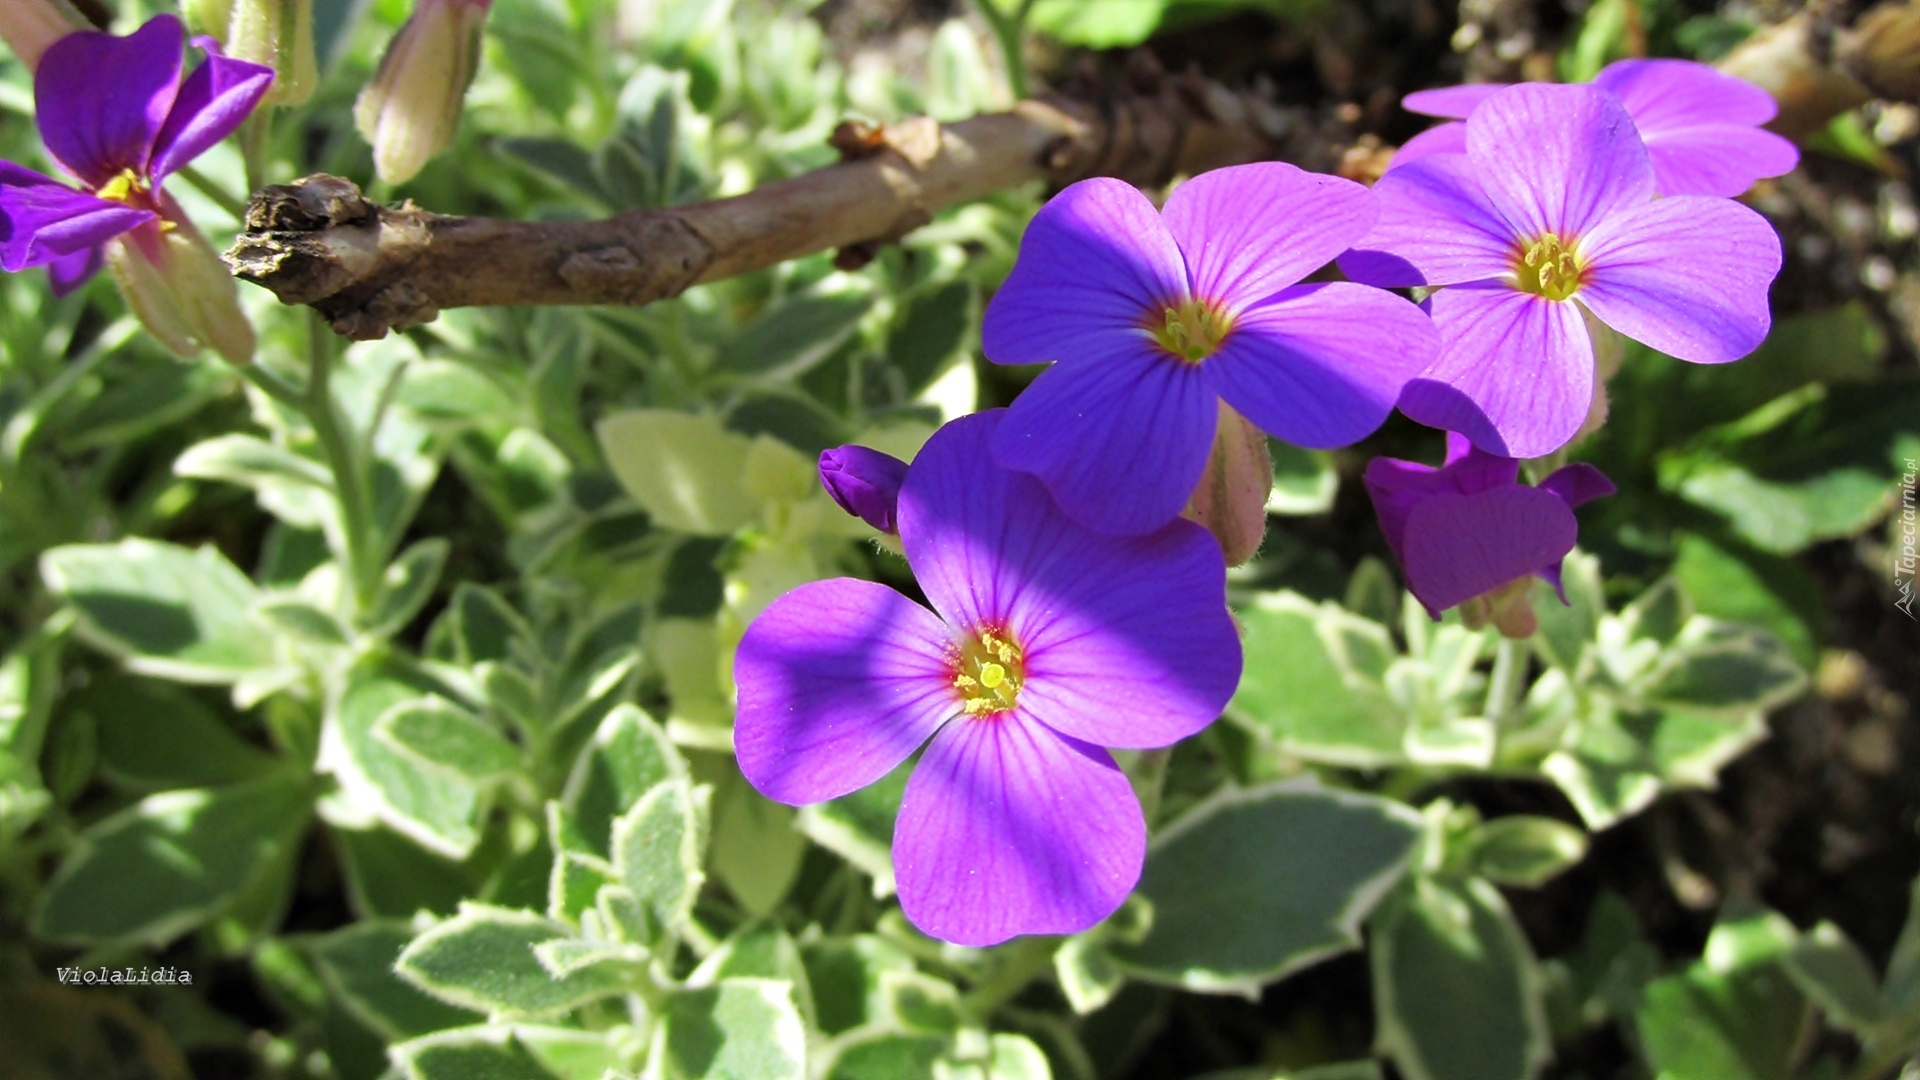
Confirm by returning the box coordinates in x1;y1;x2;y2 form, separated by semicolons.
1513;235;1584;302
952;628;1025;717
1148;298;1233;363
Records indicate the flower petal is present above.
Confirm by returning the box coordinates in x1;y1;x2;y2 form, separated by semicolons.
0;161;153;271
733;578;959;806
1338;153;1515;288
1594;58;1778;129
894;713;1144;946
1403;82;1509;118
1577;195;1779;364
1398;282;1594;459
1465;83;1654;240
1643;126;1799;199
148;42;276;183
1203;282;1435;448
990;344;1217;536
1539;462;1615;509
46;244;105;296
981;177;1187;364
1402;486;1579;613
1161;162;1376;308
36;14;185;186
1388;121;1467;169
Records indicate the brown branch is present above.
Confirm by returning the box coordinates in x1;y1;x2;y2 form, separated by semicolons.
227;58;1344;340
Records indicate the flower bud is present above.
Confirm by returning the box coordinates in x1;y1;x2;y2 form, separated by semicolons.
110;208;256;365
1183;402;1272;566
181;0;236;39
355;0;490;185
0;0;87;71
228;0;317;106
819;445;909;533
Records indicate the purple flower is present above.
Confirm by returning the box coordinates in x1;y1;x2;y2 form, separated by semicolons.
1393;60;1799;198
1340;83;1782;460
734;410;1241;946
0;14;273;295
982;163;1437;536
1365;432;1613;634
819;444;909;533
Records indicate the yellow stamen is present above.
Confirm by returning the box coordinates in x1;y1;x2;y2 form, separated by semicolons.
1512;235;1584;302
954;629;1025;717
1148;298;1233;363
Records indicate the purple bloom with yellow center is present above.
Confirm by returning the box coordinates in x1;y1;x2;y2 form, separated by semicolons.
0;14;273;295
1365;433;1614;637
982;163;1437;536
1340;83;1782;460
734;410;1241;947
1392;59;1799;198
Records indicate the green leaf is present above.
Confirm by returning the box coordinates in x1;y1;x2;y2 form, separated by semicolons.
1781;921;1885;1033
175;433;333;492
42;539;277;683
74;674;274;790
795;760;908;897
1672;533;1821;668
1637;947;1806;1080
549;849;616;926
885;280;974;400
448;583;533;666
598;410;760;535
33;771;312;945
705;760;805;916
1114;782;1422;994
562;704;686;856
375;699;521;781
1372;877;1550;1080
802;935;917;1036
1531;550;1604;676
611;779;707;950
822;1032;949;1080
327;671;485;858
397;903;629;1016
1542;694;1769;830
370;538;451;638
1055;934;1126;1015
394;1024;624;1080
396;359;526;425
310;921;478;1040
1884;874;1920;1016
689;921;816;1029
331;823;475;919
1229;594;1406;767
1641;619;1806;714
1026;0;1169;47
1267;441;1338;515
532;938;649;979
1467;816;1588;888
656;978;807;1080
252;597;352;646
724;287;874;378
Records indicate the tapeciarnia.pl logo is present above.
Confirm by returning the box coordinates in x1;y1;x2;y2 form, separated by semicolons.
1897;457;1917;621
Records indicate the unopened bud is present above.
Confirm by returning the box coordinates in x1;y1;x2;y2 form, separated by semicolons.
228;0;317;106
819;445;909;533
355;0;490;185
0;0;87;71
1183;402;1272;566
181;0;236;39
110;207;256;365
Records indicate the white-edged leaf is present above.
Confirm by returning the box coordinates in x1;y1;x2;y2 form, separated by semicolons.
42;539;276;683
396;903;629;1016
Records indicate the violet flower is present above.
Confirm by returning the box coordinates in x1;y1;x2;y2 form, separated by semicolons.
734;410;1241;946
818;444;909;533
1365;433;1614;636
1393;59;1799;198
0;14;273;297
1340;83;1782;460
982;163;1437;536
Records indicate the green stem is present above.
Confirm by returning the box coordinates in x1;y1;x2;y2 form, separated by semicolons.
1484;637;1526;728
971;0;1037;100
172;164;249;220
240;111;274;194
960;935;1059;1022
302;316;383;617
1129;747;1173;829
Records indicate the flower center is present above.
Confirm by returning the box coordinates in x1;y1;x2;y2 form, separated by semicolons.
1513;235;1584;302
952;628;1025;717
95;168;153;208
1147;298;1233;363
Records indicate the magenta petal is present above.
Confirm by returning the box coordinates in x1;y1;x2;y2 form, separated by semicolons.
1594;59;1777;129
1399;282;1594;459
981;177;1187;365
1643;126;1799;199
1403;83;1508;119
36;15;185;186
991;345;1217;536
1466;83;1654;239
1338;154;1515;288
1578;196;1779;364
894;713;1144;946
1205;282;1435;448
733;579;959;806
1539;462;1615;509
0;162;153;271
1389;122;1468;169
46;245;105;295
1161;163;1376;307
148;47;275;182
1403;487;1579;613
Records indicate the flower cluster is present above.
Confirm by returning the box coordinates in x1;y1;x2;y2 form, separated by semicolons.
734;58;1787;946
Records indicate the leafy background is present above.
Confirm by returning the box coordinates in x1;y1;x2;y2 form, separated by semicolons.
0;0;1916;1078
